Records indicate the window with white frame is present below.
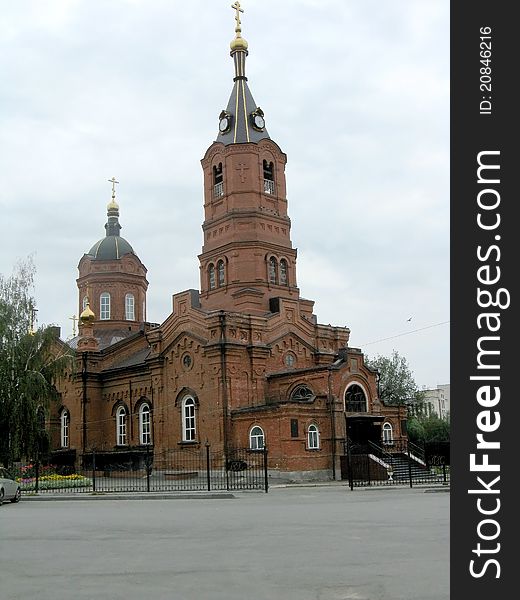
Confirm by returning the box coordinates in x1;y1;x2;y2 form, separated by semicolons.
116;406;128;445
268;257;277;284
217;260;225;287
208;264;216;290
100;292;111;320
382;422;394;445
307;424;320;449
249;425;265;450
182;397;196;441
280;259;288;285
82;296;89;311
60;410;69;448
125;293;135;320
139;403;151;445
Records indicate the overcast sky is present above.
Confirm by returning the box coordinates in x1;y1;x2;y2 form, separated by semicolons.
0;0;449;389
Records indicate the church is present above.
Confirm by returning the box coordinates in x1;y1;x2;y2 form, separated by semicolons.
51;4;404;482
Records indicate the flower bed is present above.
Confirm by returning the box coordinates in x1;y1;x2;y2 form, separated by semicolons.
18;473;92;491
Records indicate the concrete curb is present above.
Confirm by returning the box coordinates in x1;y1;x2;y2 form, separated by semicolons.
20;492;236;501
270;481;450;492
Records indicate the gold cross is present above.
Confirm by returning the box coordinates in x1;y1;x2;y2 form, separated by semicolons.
231;1;244;32
108;176;119;198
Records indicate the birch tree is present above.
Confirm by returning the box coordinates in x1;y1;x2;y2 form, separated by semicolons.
0;258;72;465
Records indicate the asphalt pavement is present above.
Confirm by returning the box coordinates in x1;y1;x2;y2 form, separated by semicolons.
0;486;449;600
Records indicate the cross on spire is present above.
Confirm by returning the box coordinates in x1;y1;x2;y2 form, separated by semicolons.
231;1;244;34
108;176;119;199
70;314;78;337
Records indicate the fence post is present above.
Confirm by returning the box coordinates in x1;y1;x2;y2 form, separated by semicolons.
35;459;40;494
346;441;353;491
366;448;371;487
263;446;269;493
146;444;151;493
92;449;96;493
205;442;211;491
407;442;413;488
225;454;230;491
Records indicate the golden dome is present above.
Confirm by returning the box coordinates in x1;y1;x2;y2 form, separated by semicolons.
107;198;119;211
230;35;248;51
80;302;95;324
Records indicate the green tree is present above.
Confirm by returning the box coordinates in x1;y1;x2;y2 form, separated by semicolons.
407;414;450;445
0;258;72;466
366;350;422;407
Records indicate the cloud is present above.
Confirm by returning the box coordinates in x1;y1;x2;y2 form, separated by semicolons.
0;0;449;388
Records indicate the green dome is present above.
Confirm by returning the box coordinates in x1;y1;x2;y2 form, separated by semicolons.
88;236;135;260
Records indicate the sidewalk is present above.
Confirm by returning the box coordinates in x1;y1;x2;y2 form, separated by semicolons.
19;480;450;501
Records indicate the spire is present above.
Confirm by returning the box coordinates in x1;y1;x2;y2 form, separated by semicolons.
105;176;121;237
217;2;270;145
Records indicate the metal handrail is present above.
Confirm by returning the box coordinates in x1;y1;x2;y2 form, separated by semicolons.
213;182;224;198
263;179;275;194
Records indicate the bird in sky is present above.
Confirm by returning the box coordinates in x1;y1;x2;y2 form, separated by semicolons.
407;317;412;321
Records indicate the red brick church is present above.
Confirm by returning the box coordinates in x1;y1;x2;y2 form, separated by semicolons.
52;6;403;481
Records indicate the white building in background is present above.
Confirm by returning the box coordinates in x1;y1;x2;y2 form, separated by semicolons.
421;384;450;419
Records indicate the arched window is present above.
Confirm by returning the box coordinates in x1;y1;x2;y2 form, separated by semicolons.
268;257;278;284
125;293;135;321
60;410;69;448
307;424;320;449
344;384;368;413
279;259;288;285
213;163;224;198
116;406;128;446
182;397;196;442
263;160;275;194
290;385;314;402
217;260;225;287
82;296;89;311
208;264;216;290
249;425;265;450
139;404;151;445
100;292;111;320
382;422;394;445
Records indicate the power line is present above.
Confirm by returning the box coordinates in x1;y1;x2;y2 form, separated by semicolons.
55;320;450;431
358;320;450;347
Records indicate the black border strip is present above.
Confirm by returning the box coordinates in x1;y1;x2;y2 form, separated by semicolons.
451;2;516;596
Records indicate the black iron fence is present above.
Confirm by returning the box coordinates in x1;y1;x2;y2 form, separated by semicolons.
16;446;268;495
342;439;450;488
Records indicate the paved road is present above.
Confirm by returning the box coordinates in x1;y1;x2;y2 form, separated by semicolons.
0;486;449;600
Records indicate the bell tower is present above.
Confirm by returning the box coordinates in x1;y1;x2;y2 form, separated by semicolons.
199;2;300;314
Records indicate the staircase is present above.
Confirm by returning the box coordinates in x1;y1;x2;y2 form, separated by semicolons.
368;441;442;484
385;452;437;482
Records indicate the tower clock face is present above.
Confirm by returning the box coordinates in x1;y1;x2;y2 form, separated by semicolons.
219;116;230;132
253;114;265;130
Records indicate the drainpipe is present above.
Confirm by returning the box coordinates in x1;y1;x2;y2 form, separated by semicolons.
129;379;133;441
327;367;336;480
150;378;155;446
81;352;88;457
219;311;229;455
